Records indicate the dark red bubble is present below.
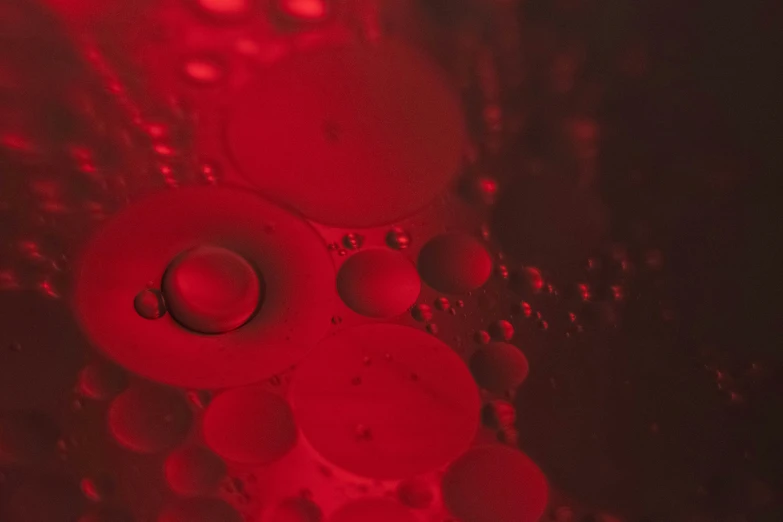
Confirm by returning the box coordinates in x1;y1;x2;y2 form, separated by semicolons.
73;186;336;389
290;324;480;479
492;175;608;278
157;498;242;522
470;342;530;394
269;497;323;522
336;249;421;318
442;445;549;522
164;446;226;496
329;498;417;522
162;245;262;334
396;478;434;509
1;477;83;522
0;410;59;466
417;233;492;294
202;386;297;465
108;384;192;454
133;289;166;320
226;40;466;227
77;361;128;401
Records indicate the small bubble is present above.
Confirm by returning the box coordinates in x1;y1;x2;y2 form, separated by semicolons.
38;278;61;299
182;56;226;85
511;301;532;318
496;264;509;280
475;177;499;205
331;316;342;325
385;227;411;250
426;323;439;334
342;233;364;250
474;330;491;344
434;297;451;311
537;319;549;331
411;304;433;322
337;248;347;256
456;299;465;308
134;289;166;319
275;0;329;22
577;283;592;302
200;162;220;185
488;320;514;341
611;285;625;301
80;476;114;502
195;0;252;20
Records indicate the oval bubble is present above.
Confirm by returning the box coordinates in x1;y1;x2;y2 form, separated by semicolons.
417;233;492;294
337;249;420;318
470;342;530;394
77;361;128;401
108;384;192;454
164;446;226;496
202;386;297;465
442;445;549;522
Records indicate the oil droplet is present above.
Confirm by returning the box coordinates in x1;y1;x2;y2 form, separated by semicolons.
510;266;544;295
80;475;114;502
434;297;451;311
476;177;499;205
77;362;128;401
386;227;411;250
488;320;514;341
134;289;166;319
337;249;420;318
496;264;509;280
474;330;491;344
342;233;364;250
108;384;192;454
397;478;433;509
200;163;220;185
411;304;433;322
442;446;548;522
275;0;329;22
165;446;226;496
470;343;529;395
481;399;516;429
418;233;492;294
202;386;297;464
182;57;226;85
426;323;439;335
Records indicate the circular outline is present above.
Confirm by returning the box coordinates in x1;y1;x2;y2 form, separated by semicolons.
73;186;336;389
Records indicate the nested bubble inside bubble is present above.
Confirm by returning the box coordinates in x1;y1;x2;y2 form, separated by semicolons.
289;324;480;479
226;40;466;227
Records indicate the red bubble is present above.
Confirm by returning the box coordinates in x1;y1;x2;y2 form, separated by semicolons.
336;249;421;318
164;446;226;496
442;445;549;522
226;40;466;227
202;386;297;465
290;325;480;479
417;233;492;294
73;186;336;389
470;342;530;395
329;498;417;522
77;361;128;400
108;384;192;454
158;498;242;522
162;245;262;334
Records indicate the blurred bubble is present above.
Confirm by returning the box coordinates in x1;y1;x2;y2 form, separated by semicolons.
77;361;128;401
164;446;226;496
385;227;411;250
418;233;492;294
470;342;529;395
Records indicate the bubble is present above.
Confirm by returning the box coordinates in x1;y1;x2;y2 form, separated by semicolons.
226;41;466;227
385;227;411;250
509;267;544;296
396;478;433;509
275;0;329;22
182;57;225;85
434;297;451;311
411;304;433;322
336;249;420;319
77;362;128;400
329;498;417;522
341;233;364;250
417;233;492;294
1;477;83;522
473;330;491;344
442;446;548;522
290;325;480;479
202;386;296;465
108;384;192;454
488;320;514;341
268;497;323;522
481;400;516;429
470;343;529;394
79;475;114;502
162;245;263;334
157;498;242;522
164;446;226;496
492;175;607;278
133;289;166;320
0;410;59;466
